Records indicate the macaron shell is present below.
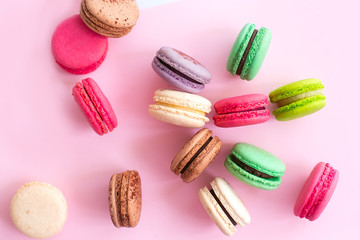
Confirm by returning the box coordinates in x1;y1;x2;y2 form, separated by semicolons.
226;23;255;75
214;94;269;114
109;173;123;227
156;47;211;84
225;156;282;190
232;143;285;177
82;78;118;131
152;57;205;93
171;128;212;174
241;27;271;80
148;104;209;127
294;162;339;221
213;110;270;127
211;177;251;227
181;136;222;183
198;186;237;236
51;14;108;74
273;95;326;121
126;171;142;227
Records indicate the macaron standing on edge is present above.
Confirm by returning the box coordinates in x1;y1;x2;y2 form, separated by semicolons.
72;78;118;135
199;177;251;236
109;170;142;228
80;0;139;38
51;14;108;74
152;47;211;93
227;23;272;80
269;78;326;121
171;128;222;183
148;89;212;128
225;143;286;190
294;162;339;221
213;94;270;127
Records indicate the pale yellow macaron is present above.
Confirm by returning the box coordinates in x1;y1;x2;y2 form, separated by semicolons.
149;89;212;127
10;182;68;239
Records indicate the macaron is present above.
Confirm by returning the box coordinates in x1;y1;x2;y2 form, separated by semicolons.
148;89;212;128
152;47;211;93
198;177;251;236
171;128;222;183
294;162;339;221
225;143;285;190
80;0;139;38
227;23;271;80
51;14;108;74
10;182;67;239
269;78;326;121
213;94;270;127
72;78;117;135
109;170;142;227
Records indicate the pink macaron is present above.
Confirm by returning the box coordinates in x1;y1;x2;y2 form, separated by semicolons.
213;94;270;127
294;162;339;221
51;14;108;74
72;78;117;135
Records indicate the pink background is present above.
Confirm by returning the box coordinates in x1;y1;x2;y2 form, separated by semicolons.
0;0;359;239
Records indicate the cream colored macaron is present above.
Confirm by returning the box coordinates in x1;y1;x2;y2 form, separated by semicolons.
149;89;212;127
10;182;68;239
198;177;250;236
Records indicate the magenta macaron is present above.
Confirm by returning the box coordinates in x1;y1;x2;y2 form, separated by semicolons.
213;94;270;127
152;46;211;93
51;14;108;74
294;162;339;221
72;78;117;135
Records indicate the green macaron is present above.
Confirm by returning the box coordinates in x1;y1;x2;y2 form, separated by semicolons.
226;23;271;80
269;78;326;121
225;143;285;190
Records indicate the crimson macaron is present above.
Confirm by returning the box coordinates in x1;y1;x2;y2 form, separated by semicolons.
213;94;270;127
294;162;339;221
72;78;117;135
52;14;108;74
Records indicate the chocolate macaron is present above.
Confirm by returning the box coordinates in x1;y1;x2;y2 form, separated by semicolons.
171;128;222;183
109;170;142;228
80;0;139;38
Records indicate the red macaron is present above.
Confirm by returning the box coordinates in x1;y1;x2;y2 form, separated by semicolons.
51;14;108;74
72;78;117;135
213;94;270;127
294;162;339;221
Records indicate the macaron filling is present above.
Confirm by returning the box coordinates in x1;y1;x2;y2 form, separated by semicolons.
236;29;258;76
301;163;336;219
180;137;213;174
229;154;273;179
155;102;206;116
275;89;324;107
209;189;237;226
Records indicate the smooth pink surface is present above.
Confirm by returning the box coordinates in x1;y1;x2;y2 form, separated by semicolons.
0;0;359;240
51;14;108;74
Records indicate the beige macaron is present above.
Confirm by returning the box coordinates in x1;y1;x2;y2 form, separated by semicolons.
80;0;139;38
109;170;142;227
10;181;68;239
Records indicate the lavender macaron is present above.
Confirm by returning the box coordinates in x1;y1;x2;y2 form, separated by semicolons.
152;47;211;93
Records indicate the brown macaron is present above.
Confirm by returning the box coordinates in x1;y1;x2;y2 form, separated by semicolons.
171;128;222;183
109;170;142;228
80;0;139;38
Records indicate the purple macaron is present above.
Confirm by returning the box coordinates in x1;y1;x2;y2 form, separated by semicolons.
152;47;211;93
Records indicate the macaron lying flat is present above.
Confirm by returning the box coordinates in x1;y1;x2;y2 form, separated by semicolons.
213;94;270;127
227;23;271;80
109;170;142;227
199;177;250;236
152;47;211;93
80;0;139;38
72;78;117;135
52;14;108;74
294;162;339;221
171;128;222;183
10;182;67;239
225;143;285;190
269;78;326;121
148;89;212;128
